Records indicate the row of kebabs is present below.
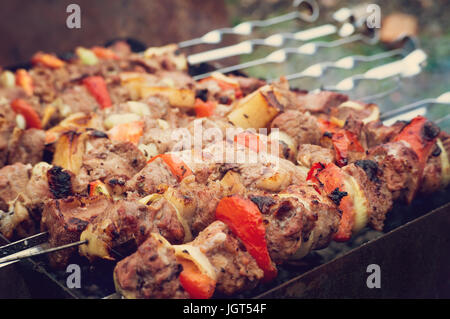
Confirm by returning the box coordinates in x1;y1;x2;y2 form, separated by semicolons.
0;42;449;299
110;113;448;298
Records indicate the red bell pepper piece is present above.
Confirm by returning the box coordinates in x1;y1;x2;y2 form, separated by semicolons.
215;195;277;282
147;154;193;182
11;98;42;129
316;163;354;242
317;116;364;167
316;118;341;134
199;77;243;100
88;180;110;197
108;121;144;145
306;162;326;183
393;116;440;170
331;130;364;167
91;46;119;60
15;69;33;96
178;259;216;299
194;98;216;117
306;162;326;194
45;131;58;144
234;132;264;153
393;116;440;202
82;76;112;109
31;52;65;69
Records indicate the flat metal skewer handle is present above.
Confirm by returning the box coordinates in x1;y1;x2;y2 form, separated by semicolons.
381;92;450;121
187;24;338;65
178;0;320;48
381;92;450;125
0;231;48;258
0;240;87;267
193;33;368;80
322;49;427;92
282;48;404;81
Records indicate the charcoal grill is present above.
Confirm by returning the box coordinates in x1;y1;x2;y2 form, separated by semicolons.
0;0;449;299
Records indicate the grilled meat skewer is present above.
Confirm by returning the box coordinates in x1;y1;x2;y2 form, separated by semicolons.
0;41;448;300
113;115;448;298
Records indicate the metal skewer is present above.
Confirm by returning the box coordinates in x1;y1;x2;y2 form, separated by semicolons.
0;240;87;267
178;0;320;48
279;48;404;82
187;23;339;65
193;33;374;80
0;231;48;258
380;92;450;121
321;49;427;92
185;2;370;66
0;3;438;298
381;92;450;125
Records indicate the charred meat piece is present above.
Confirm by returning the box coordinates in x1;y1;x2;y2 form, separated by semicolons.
59;85;100;114
224;156;307;194
420;131;450;193
233;76;266;96
41;196;112;268
345;161;393;231
249;194;307;264
25;162;53;212
0;163;32;238
47;165;74;199
190;221;264;296
139;127;176;155
0;162;31;212
79;198;184;262
270;110;322;146
0;195;34;239
420;152;444;193
366;141;421;203
330;101;380;125
6;128;46;166
363;120;407;148
125;156;178;196
114;234;188;299
0;118;15;168
290;91;348;114
74;138;146;194
296;144;335;168
0;162;73;239
164;176;226;237
282;183;340;253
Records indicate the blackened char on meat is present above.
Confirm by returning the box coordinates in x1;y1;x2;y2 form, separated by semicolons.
328;188;348;206
355;159;380;183
47;166;73;199
422;121;440;141
249;195;276;213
